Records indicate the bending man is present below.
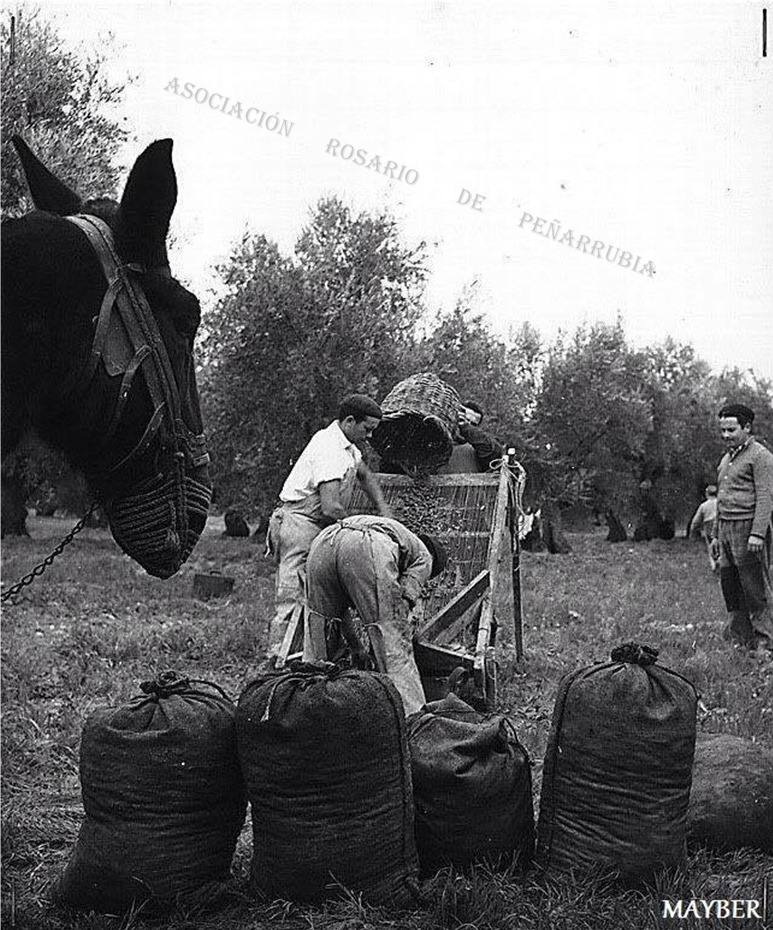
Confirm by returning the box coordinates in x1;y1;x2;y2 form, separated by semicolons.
267;395;392;662
303;515;447;715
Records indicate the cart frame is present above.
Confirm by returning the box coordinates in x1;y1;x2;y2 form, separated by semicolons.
277;454;526;710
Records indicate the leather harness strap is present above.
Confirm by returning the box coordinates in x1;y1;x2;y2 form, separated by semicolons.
62;214;202;478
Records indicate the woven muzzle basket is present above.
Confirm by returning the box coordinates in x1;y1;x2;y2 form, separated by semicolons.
371;373;461;474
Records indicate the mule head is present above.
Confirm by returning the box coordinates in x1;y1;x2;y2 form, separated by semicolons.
12;137;212;578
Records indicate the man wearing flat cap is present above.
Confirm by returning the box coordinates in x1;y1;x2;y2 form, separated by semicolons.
302;515;447;714
710;403;773;651
266;394;392;663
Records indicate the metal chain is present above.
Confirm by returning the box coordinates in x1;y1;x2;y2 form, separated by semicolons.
1;502;99;605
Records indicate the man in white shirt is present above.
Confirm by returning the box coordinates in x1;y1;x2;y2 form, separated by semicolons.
266;394;392;661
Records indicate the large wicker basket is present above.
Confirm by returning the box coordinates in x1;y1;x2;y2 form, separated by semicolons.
371;373;461;474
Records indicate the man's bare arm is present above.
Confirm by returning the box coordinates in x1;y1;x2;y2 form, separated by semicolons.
357;461;393;517
319;479;347;522
688;507;702;540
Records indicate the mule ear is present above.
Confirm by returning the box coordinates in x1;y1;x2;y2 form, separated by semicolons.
115;139;176;267
11;136;82;215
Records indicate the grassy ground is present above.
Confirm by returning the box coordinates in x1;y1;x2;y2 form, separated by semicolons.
1;517;771;929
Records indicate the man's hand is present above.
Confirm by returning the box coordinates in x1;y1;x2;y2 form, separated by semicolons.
710;538;721;561
358;462;393;519
747;534;765;554
399;577;423;609
459;405;480;426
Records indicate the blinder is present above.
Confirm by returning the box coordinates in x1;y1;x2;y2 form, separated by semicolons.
63;214;208;476
61;214;211;576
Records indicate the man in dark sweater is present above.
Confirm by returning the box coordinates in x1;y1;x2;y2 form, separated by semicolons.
710;403;773;650
437;402;503;474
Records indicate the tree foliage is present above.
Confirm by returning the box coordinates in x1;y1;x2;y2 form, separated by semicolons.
525;328;773;527
200;198;427;516
202;204;773;531
411;300;541;449
530;320;652;509
1;6;130;529
638;339;719;518
1;5;129;218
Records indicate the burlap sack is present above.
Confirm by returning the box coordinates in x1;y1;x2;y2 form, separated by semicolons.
407;693;534;875
237;663;419;906
687;733;773;852
54;672;246;913
536;644;697;883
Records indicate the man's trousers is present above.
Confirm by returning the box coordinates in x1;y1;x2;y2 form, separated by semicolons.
303;523;427;715
267;507;322;659
718;518;773;649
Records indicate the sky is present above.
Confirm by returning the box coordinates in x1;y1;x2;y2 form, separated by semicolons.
27;0;773;378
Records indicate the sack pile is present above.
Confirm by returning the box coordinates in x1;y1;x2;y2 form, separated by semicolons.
54;671;246;913
237;664;420;906
536;643;697;883
407;693;534;875
53;642;708;915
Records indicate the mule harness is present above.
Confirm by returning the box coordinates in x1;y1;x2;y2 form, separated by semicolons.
61;214;208;478
2;214;209;601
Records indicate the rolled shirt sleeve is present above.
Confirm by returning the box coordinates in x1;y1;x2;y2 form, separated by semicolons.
280;421;362;502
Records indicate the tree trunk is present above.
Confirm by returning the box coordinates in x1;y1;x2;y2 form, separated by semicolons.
605;509;628;543
1;474;30;537
83;505;108;528
542;501;572;554
223;509;250;537
658;516;675;540
252;514;270;538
